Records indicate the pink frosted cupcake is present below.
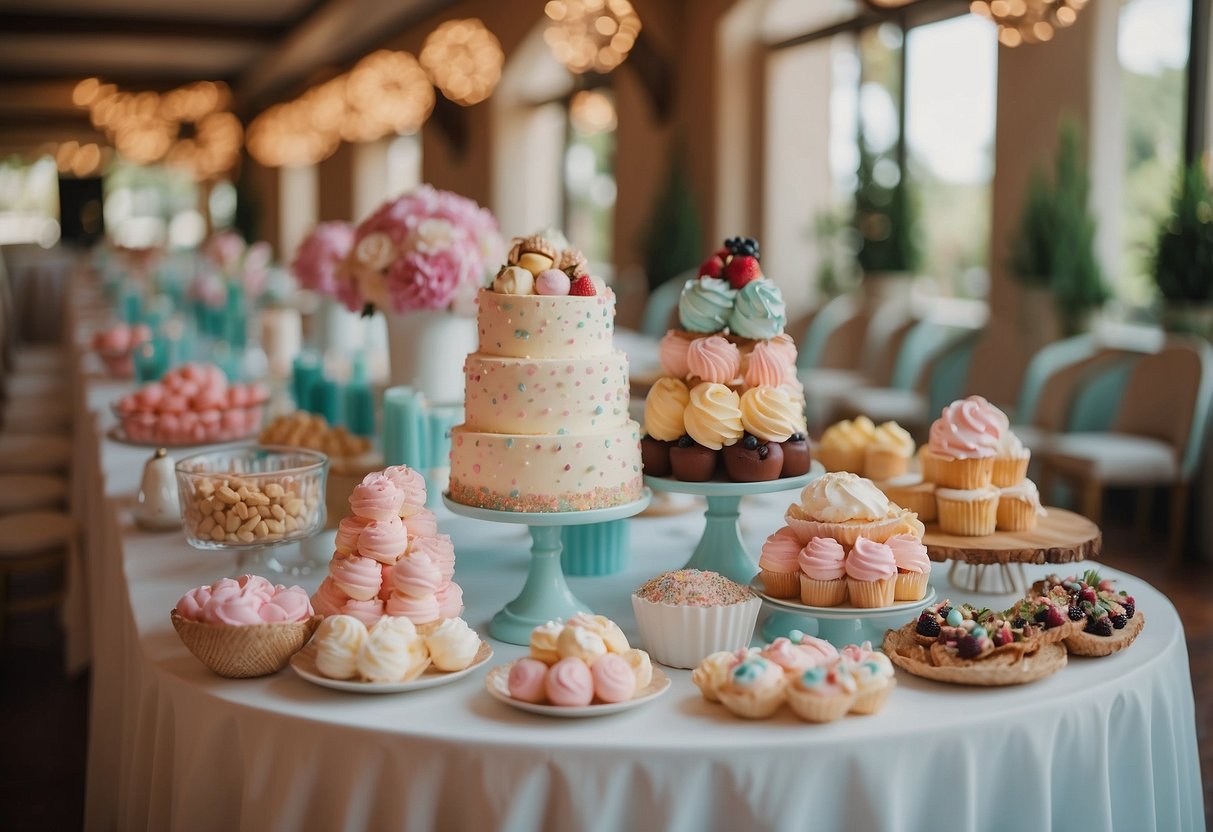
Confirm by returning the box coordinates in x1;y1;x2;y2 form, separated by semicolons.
845;538;897;608
758;526;802;598
798;537;848;607
887;533;931;601
717;655;787;719
760;636;822;676
923;396;1006;489
786;661;857;724
785;472;909;546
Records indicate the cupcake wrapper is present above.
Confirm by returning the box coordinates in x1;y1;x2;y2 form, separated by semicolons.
799;575;848;607
846;576;896;609
864;449;909;482
849;678;896;715
996;496;1039;532
894;571;930;602
784;513;905;547
992;455;1030;488
760;569;802;599
817;446;865;475
918;447;940;483
171;611;321;678
787;688;856;723
933;455;994;489
632;594;761;669
717;686;787;719
937;494;999;536
883;487;937;522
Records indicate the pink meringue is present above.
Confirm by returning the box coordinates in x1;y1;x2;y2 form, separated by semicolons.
311;577;350;616
434;581;464;619
744;340;792;389
392;552;443;599
334;516;370;555
340;598;385;628
789;631;840;666
175;585;212;620
259;586;313;622
508;658;549;703
379;466;427;514
658;330;692;377
357;517;408;564
590;653;636;704
384;591;440;624
378;564;395;601
403;508;438;538
329;554;383;601
544;657;594;706
348;474;405;521
410;534;455;581
201;584;264;625
686;335;741;385
760;637;818;674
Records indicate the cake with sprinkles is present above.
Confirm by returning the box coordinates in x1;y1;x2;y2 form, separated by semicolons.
448;235;643;512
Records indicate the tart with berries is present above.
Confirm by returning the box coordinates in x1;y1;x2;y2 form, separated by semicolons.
1030;571;1145;657
1004;589;1089;646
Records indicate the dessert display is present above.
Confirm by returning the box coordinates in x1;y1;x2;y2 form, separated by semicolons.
878;473;937;523
631;569;761;668
259;412;373;459
816;417;916;480
176;447;326;548
171;574;319;678
448;234;643;512
311;466;464;634
297;614;488;686
92;321;152;377
114;363;269;445
641;237;810;482
691;633;894;722
1030;571;1145;657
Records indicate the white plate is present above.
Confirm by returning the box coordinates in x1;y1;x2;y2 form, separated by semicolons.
485;659;671;717
290;640;493;693
750;579;936;619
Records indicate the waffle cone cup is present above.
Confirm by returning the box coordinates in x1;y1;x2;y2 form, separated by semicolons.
894;571;930;601
717;686;786;719
787;688;855;723
992;455;1030;488
785;506;906;546
932;455;994;489
817;446;865;475
936;493;998;536
171;611;321;678
760;569;802;599
996;496;1039;531
849;679;895;714
846;576;896;609
864;449;908;481
799;574;848;606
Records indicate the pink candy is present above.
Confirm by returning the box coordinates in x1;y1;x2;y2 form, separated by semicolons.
544;657;594;706
507;658;549;703
176;575;313;626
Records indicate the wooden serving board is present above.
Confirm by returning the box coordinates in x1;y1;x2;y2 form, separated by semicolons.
922;507;1101;565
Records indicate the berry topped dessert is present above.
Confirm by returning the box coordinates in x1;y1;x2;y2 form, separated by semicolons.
1029;570;1145;656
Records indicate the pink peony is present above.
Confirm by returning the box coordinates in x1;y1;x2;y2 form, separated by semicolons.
293;222;355;295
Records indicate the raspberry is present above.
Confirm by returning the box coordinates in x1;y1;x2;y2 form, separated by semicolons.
724;255;762;289
916;615;941;637
1044;605;1067;628
569;275;596;296
1068;605;1085;621
957;634;982;659
1085;616;1114;637
1110;613;1128;630
698;254;725;279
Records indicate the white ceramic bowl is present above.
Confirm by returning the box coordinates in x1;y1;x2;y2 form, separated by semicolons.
631;593;761;669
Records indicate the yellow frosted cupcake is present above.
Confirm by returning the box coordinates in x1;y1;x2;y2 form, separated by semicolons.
996;479;1047;531
993;428;1031;488
784;471;908;546
878;473;937;522
716;655;788;719
925;396;1007;489
757;526;803;598
840;643;896;715
817;416;875;474
936;485;1000;536
863;421;915;481
797;537;848;607
786;661;857;723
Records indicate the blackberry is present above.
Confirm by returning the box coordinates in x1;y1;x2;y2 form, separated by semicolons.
956;635;982;659
937;604;953;619
676;435;694;448
1122;598;1135;618
1012;617;1027;629
916;616;941;637
1110;613;1128;630
1033;608;1049;624
1085;616;1114;637
743;434;759;450
1068;605;1085;621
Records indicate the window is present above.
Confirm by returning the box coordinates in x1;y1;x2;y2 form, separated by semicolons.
103;160;200;249
0;155;60;247
563;89;616;269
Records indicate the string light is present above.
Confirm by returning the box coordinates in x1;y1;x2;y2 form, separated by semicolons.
569;89;617;135
420;18;504;106
345;50;434;137
970;0;1087;46
544;0;642;74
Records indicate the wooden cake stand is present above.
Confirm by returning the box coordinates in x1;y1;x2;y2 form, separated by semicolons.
922;507;1101;594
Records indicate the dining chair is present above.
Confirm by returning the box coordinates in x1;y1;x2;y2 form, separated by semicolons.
0;433;72;475
0;510;77;645
0;474;68;515
640;270;693;338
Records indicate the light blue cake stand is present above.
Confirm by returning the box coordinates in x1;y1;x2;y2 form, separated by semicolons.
642;462;824;585
442;490;651;645
753;580;937;646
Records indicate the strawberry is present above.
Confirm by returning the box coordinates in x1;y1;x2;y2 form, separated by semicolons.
725;254;762;289
569;274;596;296
698;254;725;279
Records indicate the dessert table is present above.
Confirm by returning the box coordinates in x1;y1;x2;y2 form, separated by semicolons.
66;290;1205;832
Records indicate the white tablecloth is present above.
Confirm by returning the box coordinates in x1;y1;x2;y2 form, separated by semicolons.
68;287;1205;832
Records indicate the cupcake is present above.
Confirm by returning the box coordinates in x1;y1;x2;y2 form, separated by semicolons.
993;428;1031;488
816;416;875;474
760;636;824;676
691;648;754;702
996;479;1047;531
936;486;1000;536
722;434;784;482
923;396;1006;489
786;661;857;723
716;655;787;719
845;537;897;608
798;537;848;607
642;377;690;477
878;473;937;522
840;643;896;715
886;533;931;601
863;421;915;481
784;471;909;545
757;526;803;598
632;569;760;669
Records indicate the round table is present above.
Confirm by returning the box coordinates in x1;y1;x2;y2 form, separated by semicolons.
71;348;1203;830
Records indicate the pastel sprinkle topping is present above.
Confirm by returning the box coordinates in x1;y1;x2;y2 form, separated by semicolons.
635;569;753;607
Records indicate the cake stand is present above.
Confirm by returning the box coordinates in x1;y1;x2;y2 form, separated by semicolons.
923;507;1101;594
442;490;651;645
751;579;937;646
642;462;823;584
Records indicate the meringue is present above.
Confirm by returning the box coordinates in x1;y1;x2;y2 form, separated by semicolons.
556;624;607;666
314;615;367;680
424;618;481;671
355;618;428;682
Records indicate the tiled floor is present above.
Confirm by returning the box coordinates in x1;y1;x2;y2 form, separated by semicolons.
0;503;1209;829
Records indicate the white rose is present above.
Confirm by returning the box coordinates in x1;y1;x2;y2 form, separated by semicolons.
354;232;395;270
407;218;455;254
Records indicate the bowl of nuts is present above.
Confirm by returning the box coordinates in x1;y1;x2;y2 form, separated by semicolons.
176;445;328;550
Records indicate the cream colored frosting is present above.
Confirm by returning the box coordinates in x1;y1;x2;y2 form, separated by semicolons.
356;619;428;682
797;472;891;522
529;619;563;664
935;485;1001;502
997;428;1029;458
683;382;744;450
819;416;876;451
644;377;691;442
556;624;607;665
739;386;802;443
691;649;749;700
621;648;653;692
314;615;368;680
1000;479;1047;515
424;618;481;671
869;421;915;457
567;613;630;653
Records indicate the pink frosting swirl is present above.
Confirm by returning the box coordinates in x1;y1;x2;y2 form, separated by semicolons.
791;632;840;666
237;574;276;603
340;598;385;628
591;653;637;703
200;584;264;625
760;637;818;674
845;538;897;582
744;340;792;388
176;585;212;620
435;581;464;619
411;534;455;581
545;657;595;706
329;555;383;601
508;657;549;703
385;591;440;623
311;577;350;616
392;551;443;598
886;533;931;574
357;517;408;564
658;331;692;377
404;508;439;538
798;537;846;581
259;586;313;622
928;395;1007;460
759;526;803;572
686;335;741;384
349;474;405;520
378;565;395;601
840;641;876;664
379;466;427;513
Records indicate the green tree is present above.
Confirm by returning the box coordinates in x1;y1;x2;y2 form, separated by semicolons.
1152;161;1213;303
643;147;703;291
852;134;920;275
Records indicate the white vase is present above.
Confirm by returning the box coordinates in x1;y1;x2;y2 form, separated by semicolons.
385;310;477;406
315;297;363;358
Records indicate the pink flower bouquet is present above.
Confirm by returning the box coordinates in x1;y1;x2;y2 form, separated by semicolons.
291;221;355;299
198;231;273;304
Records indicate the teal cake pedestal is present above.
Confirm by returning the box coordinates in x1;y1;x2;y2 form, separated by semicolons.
642;463;824;585
752;580;937;647
443;491;651;645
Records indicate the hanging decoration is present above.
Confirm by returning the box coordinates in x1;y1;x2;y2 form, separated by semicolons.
970;0;1089;47
419;18;505;106
543;0;642;74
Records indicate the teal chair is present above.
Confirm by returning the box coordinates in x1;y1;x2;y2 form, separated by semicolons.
1013;333;1098;424
640;270;693;338
797;294;861;370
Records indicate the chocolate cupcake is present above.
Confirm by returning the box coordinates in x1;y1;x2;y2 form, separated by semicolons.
641;436;674;477
723;434;784;482
781;432;812;477
669;435;718;482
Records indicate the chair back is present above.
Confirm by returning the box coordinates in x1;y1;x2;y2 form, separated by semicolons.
639;270;692;338
923;328;982;417
797;294;860;370
1014;333;1097;423
858;308;918;385
1111;336;1213;480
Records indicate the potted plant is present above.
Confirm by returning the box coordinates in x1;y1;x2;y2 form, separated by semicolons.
1152;161;1213;338
852;137;920;306
1009;120;1108;338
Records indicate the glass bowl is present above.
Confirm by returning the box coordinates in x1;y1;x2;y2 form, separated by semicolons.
176;445;328;550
